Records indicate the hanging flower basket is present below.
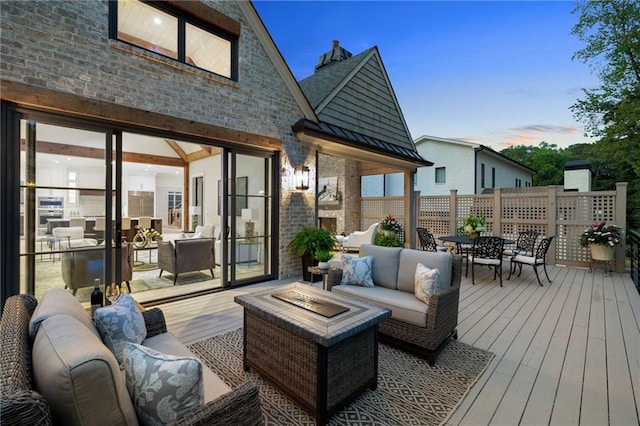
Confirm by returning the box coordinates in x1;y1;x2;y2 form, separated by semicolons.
589;244;615;261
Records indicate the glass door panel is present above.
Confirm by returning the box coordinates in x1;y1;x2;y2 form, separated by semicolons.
19;120;110;306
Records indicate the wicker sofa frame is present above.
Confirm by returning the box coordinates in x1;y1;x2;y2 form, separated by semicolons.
330;251;462;365
0;294;263;426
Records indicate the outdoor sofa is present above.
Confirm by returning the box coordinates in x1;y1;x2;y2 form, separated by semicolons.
332;244;462;364
0;289;262;426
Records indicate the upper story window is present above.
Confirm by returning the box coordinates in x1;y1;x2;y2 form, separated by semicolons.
435;167;446;184
111;0;238;80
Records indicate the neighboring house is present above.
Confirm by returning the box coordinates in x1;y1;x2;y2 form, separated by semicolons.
0;3;428;306
413;135;535;195
295;41;431;235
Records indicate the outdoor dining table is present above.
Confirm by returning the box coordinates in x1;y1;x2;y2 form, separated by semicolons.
438;235;515;256
438;235;515;245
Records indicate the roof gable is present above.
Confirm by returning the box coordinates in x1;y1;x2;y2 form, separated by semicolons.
298;46;414;151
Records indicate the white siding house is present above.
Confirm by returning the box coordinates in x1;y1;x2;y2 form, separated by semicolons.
414;135;535;195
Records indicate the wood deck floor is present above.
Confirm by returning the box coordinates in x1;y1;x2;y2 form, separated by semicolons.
151;263;640;425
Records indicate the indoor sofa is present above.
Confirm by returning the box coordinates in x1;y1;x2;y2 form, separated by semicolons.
0;289;262;426
332;244;462;364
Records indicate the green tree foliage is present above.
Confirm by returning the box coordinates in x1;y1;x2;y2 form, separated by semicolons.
501;142;572;186
570;0;640;229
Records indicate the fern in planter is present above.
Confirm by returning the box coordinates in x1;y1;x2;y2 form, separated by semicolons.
289;227;335;281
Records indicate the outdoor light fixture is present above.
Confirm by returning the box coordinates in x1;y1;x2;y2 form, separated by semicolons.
294;165;310;191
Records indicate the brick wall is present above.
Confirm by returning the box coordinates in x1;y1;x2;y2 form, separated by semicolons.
0;0;315;278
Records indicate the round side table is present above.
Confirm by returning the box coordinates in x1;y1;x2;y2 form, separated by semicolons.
307;266;341;291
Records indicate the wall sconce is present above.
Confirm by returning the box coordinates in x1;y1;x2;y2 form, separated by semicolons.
294;166;310;191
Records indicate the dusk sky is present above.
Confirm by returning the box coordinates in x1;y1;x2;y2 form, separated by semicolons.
253;0;600;151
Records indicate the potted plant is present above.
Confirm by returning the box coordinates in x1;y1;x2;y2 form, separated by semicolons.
376;214;404;247
314;250;333;269
463;214;487;239
289;227;335;281
579;220;622;261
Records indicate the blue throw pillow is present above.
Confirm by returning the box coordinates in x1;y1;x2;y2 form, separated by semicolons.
340;255;374;287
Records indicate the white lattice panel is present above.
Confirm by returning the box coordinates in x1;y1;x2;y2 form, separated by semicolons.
557;194;616;223
555;224;592;263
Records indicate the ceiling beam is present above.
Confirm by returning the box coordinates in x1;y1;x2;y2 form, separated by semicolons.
20;139;187;167
165;139;188;162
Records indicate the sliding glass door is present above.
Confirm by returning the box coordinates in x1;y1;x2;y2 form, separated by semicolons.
18;118;120;306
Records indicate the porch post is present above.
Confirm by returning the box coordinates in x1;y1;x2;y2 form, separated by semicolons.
493;187;502;236
615;182;628;273
405;170;415;249
450;189;457;235
547;185;557;266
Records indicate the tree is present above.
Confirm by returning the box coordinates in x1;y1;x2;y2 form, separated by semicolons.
571;0;640;229
501;142;571;186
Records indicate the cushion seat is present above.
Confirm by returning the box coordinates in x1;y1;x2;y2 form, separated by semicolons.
143;332;232;403
512;254;543;265
468;255;501;265
332;285;428;327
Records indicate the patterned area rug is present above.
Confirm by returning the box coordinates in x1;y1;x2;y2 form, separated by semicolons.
188;328;494;425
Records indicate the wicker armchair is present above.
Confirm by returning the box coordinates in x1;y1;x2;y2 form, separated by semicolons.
0;294;263;426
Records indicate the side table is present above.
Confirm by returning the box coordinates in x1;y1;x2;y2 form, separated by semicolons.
307;266;342;291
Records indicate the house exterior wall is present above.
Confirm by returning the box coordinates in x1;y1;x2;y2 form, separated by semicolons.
415;140;476;195
564;169;592;192
476;151;532;193
0;0;314;278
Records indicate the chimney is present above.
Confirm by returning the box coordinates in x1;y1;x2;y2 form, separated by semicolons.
315;40;353;71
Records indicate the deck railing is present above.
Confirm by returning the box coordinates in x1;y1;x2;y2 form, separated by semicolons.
360;183;628;273
630;229;640;293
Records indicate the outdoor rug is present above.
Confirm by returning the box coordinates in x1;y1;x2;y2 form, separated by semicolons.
188;328;494;425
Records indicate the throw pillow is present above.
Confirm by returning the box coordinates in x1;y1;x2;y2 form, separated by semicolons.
340;255;374;287
123;343;204;426
414;263;442;303
95;293;147;366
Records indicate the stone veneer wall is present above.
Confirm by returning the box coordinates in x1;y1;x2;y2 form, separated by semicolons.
0;0;315;278
318;154;361;235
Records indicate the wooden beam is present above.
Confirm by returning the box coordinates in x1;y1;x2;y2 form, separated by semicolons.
186;148;218;162
166;140;188;162
20;139;186;167
2;80;281;151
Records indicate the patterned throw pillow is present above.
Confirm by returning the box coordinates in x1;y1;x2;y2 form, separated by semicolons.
414;263;442;303
94;293;147;366
123;343;204;426
340;255;374;287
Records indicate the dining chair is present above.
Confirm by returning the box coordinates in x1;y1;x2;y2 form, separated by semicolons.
416;228;448;252
467;236;505;286
508;236;555;286
503;230;539;258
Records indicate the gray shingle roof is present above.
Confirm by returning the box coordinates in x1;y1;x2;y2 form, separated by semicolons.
298;48;374;109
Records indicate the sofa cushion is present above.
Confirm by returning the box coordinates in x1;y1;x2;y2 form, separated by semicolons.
360;244;402;289
143;332;232;403
29;288;100;340
332;285;428;327
123;343;204;426
397;250;452;293
340;255;374;287
95;294;147;366
415;263;442;303
32;314;139;425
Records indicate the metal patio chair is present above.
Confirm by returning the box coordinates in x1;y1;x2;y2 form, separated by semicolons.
416;227;447;252
467;236;505;286
508;236;555;286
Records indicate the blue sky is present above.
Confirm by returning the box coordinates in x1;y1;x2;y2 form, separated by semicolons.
253;0;599;151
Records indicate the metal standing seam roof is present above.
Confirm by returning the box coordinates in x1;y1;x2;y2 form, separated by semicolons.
293;119;432;166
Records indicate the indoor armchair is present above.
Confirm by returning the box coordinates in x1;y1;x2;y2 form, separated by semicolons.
158;238;215;285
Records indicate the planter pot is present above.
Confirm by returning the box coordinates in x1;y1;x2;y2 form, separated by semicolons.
468;232;480;240
379;229;396;238
301;253;319;282
589;244;615;261
317;261;330;270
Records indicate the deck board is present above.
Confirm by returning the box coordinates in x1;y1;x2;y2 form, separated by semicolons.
151;265;640;425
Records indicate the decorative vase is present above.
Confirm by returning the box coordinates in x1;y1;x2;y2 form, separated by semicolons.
317;261;330;270
469;232;480;240
589;244;614;261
